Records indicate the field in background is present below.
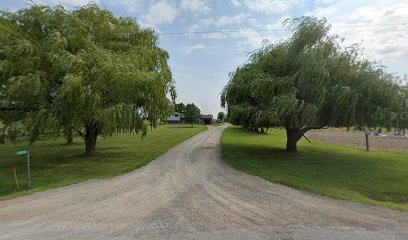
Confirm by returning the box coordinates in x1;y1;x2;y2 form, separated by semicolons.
221;126;408;210
306;129;408;152
0;124;207;199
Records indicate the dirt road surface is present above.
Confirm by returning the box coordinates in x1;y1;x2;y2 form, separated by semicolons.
1;125;407;240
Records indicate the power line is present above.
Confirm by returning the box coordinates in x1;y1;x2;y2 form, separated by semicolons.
332;23;408;28
161;28;289;35
159;23;408;36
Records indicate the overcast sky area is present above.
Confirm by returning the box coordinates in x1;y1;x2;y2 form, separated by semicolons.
1;0;407;116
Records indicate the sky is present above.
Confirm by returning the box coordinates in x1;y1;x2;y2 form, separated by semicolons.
1;0;407;116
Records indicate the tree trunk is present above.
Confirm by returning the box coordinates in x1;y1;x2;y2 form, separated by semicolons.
66;127;73;144
286;128;302;152
85;125;98;155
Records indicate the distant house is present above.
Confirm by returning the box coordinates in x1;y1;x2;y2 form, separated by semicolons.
201;114;213;124
167;112;184;124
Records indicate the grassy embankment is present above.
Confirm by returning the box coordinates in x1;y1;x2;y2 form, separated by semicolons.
0;124;206;199
221;126;408;210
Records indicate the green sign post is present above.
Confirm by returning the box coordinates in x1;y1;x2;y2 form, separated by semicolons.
16;150;31;189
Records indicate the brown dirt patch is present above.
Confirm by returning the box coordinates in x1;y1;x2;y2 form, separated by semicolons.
306;129;408;152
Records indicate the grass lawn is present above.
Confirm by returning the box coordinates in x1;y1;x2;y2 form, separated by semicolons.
0;124;206;199
221;126;408;210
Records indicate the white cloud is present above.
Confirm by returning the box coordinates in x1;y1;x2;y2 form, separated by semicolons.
190;14;247;31
217;14;247;27
230;0;241;7
345;4;406;60
228;29;264;49
179;44;220;55
248;17;263;28
231;0;304;14
203;32;228;40
180;0;210;14
179;44;206;54
142;1;177;26
190;14;287;48
105;0;143;13
314;0;335;5
313;0;408;74
307;6;338;18
264;15;292;30
36;0;100;7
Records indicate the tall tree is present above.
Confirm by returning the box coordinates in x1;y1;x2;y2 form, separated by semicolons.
392;86;408;134
217;112;225;122
0;4;176;154
184;103;201;127
175;103;186;113
222;17;403;152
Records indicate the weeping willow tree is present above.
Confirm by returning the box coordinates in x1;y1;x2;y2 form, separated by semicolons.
222;17;403;152
391;86;408;134
0;4;176;154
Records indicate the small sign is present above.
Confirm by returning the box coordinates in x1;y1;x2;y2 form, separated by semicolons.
16;149;31;189
16;150;28;156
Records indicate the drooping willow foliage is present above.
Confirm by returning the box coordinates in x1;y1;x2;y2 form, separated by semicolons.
391;86;408;132
0;4;176;154
221;17;405;152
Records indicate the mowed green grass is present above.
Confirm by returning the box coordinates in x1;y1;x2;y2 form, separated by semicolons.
0;124;206;199
221;126;408;210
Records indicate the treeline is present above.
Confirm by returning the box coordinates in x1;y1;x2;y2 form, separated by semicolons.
175;102;201;126
173;102;225;125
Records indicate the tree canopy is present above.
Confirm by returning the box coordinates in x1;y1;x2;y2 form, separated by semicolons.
392;86;408;132
175;103;186;113
221;17;405;152
184;103;201;127
0;4;176;154
217;112;225;122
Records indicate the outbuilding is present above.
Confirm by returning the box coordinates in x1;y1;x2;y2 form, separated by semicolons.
201;115;213;125
166;112;184;124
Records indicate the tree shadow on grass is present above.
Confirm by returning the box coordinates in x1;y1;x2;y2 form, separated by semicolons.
223;142;306;159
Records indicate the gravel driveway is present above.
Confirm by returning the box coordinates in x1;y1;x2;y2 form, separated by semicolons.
1;125;407;240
